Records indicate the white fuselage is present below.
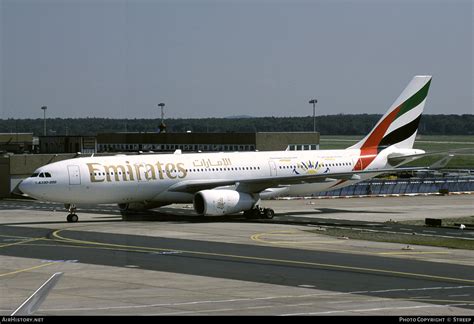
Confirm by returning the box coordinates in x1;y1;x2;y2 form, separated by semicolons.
19;148;403;206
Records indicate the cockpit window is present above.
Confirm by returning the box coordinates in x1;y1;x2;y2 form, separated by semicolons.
29;172;51;178
36;172;52;178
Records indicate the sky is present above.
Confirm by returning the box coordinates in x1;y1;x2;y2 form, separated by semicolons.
0;0;472;119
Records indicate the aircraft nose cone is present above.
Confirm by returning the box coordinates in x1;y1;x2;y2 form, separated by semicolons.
18;179;37;198
18;179;29;195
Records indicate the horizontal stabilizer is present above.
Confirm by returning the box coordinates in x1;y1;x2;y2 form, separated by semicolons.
388;148;472;168
428;154;454;169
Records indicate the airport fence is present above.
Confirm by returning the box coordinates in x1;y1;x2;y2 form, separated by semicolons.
314;177;474;197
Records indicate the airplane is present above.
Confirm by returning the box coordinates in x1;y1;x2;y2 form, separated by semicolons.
19;75;434;223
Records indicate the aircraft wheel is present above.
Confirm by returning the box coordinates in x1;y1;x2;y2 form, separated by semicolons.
67;214;79;223
263;208;275;219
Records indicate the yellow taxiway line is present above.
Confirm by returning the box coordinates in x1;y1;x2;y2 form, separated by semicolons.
0;262;57;278
52;228;474;285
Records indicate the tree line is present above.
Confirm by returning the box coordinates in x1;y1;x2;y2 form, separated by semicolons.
0;114;472;136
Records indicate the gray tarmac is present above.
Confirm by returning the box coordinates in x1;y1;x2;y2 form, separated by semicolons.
0;194;473;316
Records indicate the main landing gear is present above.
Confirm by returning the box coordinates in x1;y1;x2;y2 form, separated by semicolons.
65;204;79;223
243;206;275;220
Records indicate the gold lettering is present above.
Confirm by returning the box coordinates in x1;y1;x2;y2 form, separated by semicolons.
145;164;157;180
87;163;104;182
125;161;134;181
104;165;128;182
155;161;164;179
165;163;176;179
176;162;187;179
87;160;190;183
134;163;144;181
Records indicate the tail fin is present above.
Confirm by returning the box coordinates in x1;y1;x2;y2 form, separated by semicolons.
349;75;432;151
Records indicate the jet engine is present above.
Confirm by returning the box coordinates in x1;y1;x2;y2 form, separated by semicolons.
193;190;256;216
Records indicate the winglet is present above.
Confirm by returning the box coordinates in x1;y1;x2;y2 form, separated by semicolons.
11;272;63;316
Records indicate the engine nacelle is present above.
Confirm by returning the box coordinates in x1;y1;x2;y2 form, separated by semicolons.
194;190;256;216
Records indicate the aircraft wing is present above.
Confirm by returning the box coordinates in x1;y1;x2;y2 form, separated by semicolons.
11;272;63;316
167;166;426;194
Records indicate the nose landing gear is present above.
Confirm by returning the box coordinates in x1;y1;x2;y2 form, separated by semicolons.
65;204;79;223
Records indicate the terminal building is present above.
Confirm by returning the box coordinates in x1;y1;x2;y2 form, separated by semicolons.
96;132;320;153
0;133;36;154
39;136;97;154
37;132;320;154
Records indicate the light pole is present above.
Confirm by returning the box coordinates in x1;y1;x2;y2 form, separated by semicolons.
158;103;166;133
158;103;165;123
41;106;47;136
308;99;317;132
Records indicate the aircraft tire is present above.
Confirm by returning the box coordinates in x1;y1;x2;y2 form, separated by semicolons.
264;208;274;219
67;214;78;223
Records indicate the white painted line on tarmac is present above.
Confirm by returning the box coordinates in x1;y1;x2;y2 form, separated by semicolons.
42;285;474;312
449;294;470;297
280;303;474;316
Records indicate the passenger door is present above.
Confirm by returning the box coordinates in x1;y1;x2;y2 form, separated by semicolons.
67;165;81;185
268;160;277;176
